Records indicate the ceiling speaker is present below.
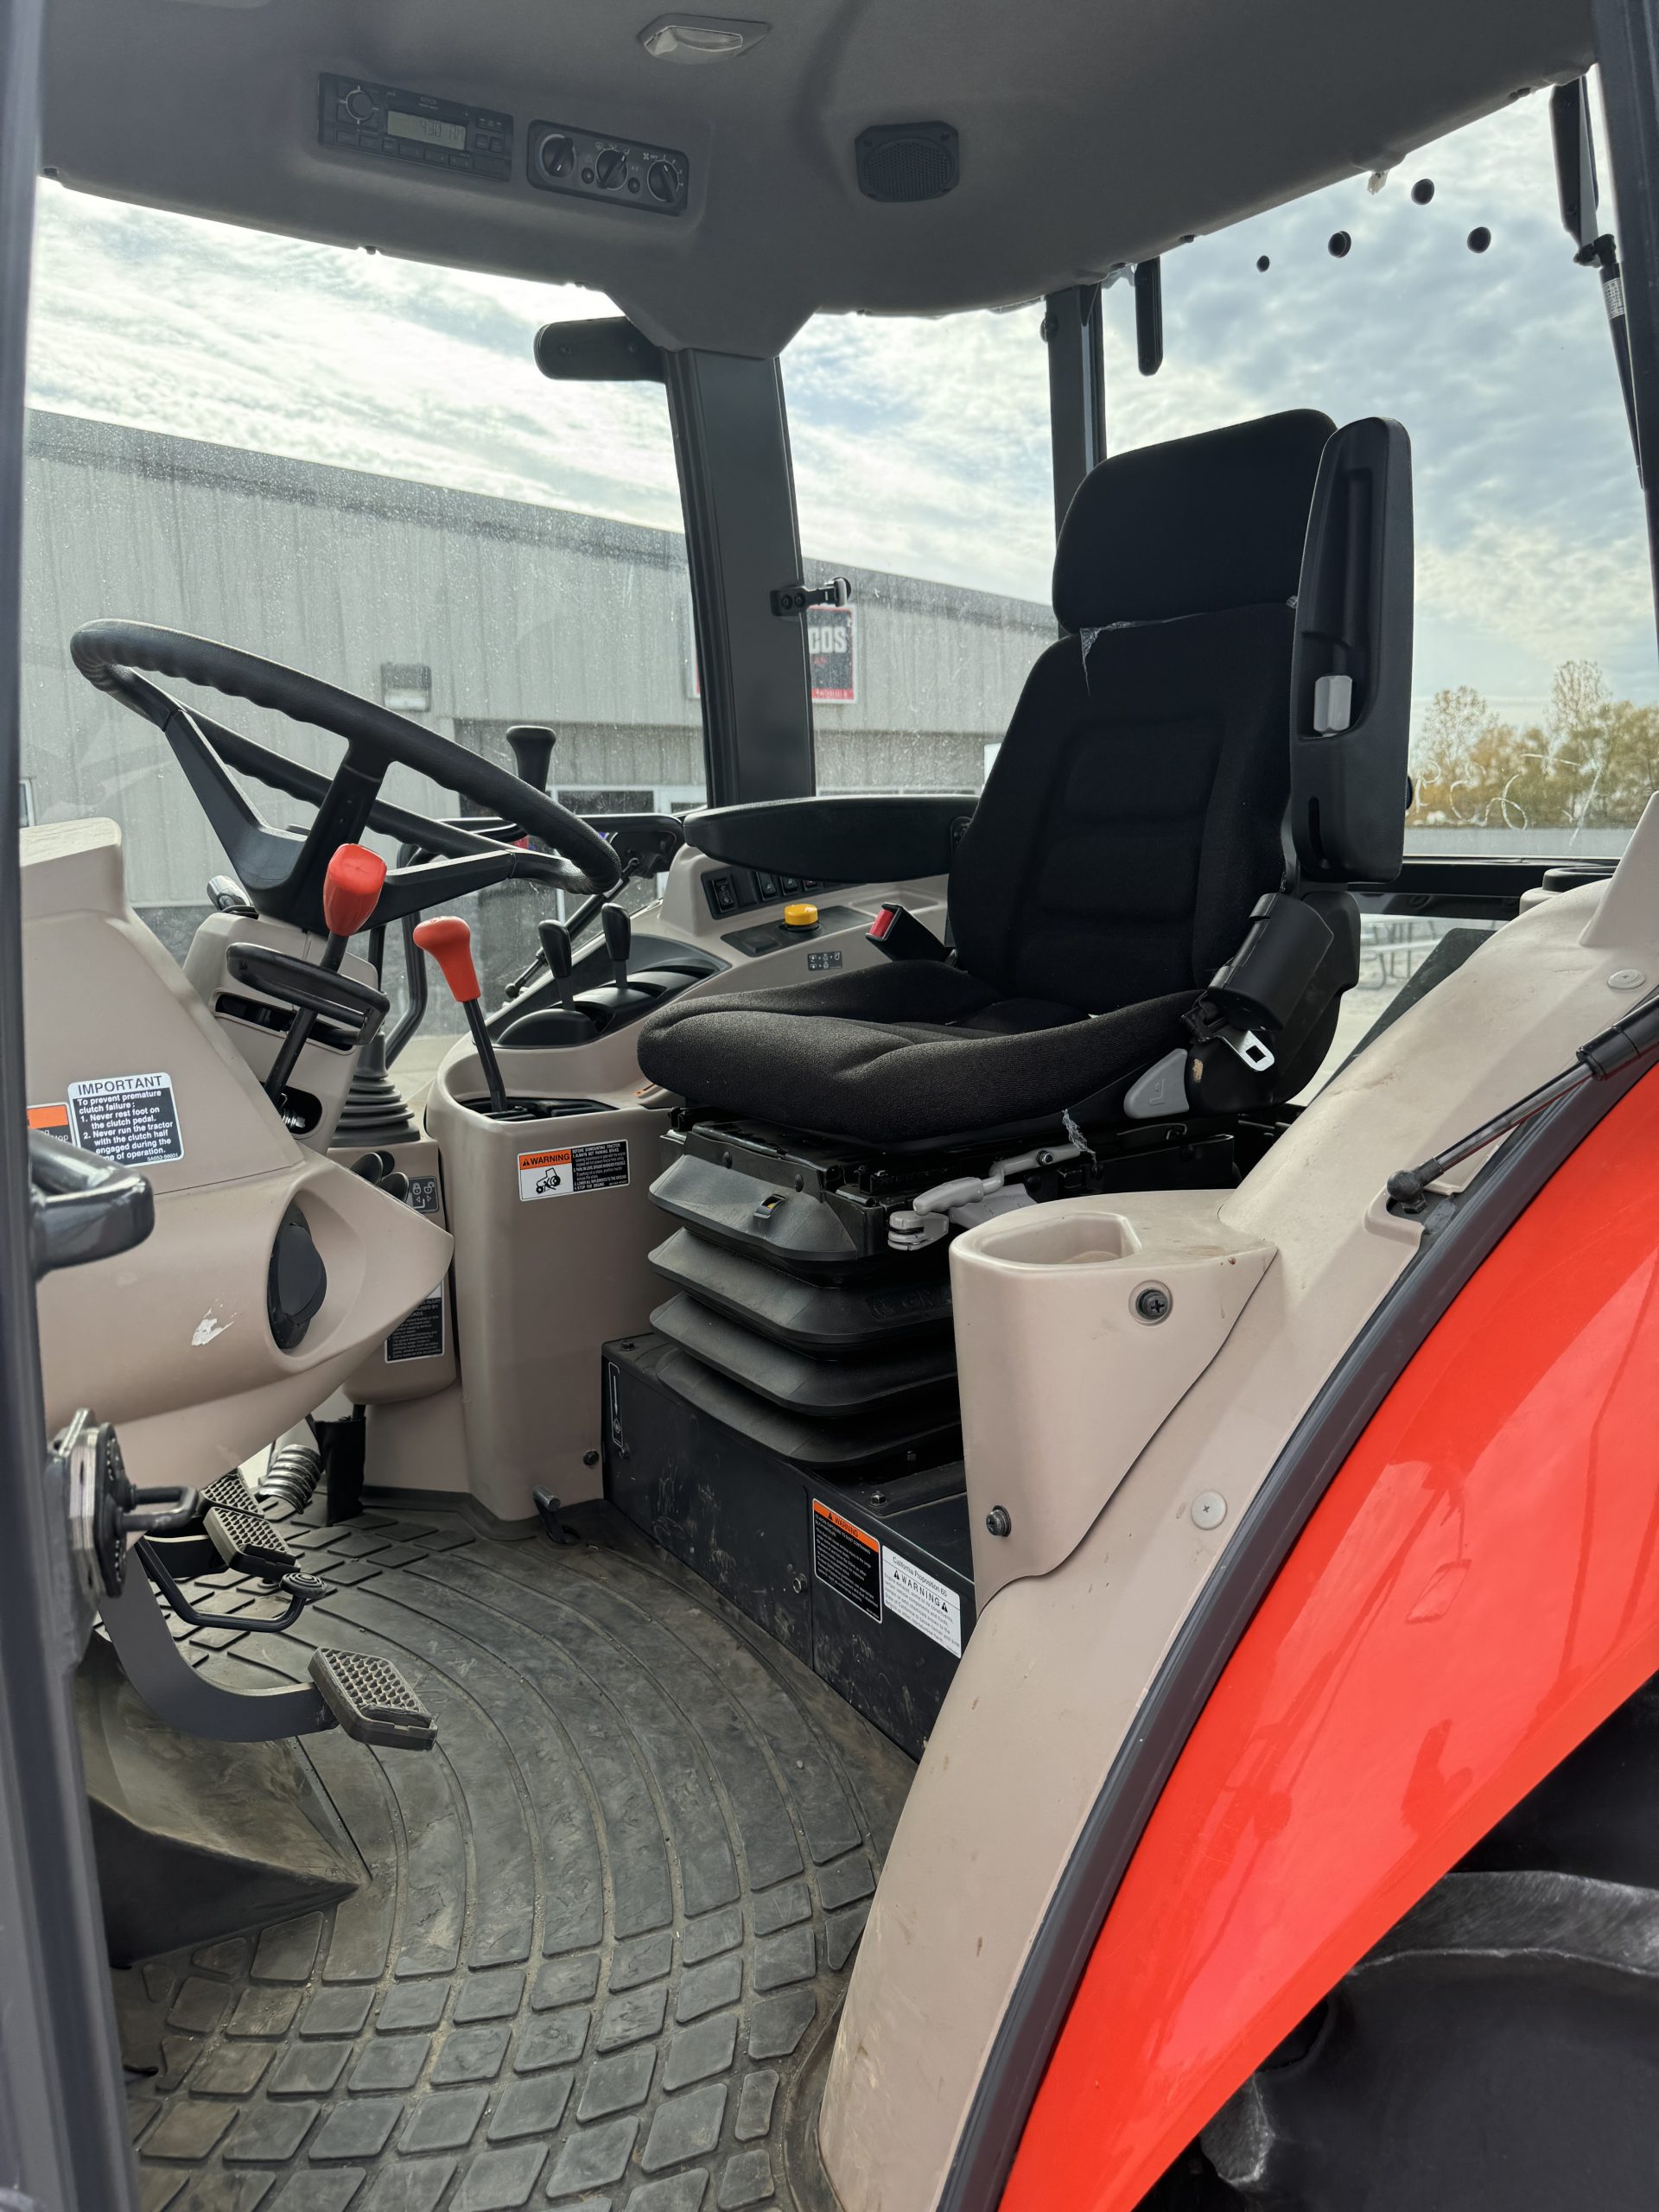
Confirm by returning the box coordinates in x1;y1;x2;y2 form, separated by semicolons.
855;123;959;204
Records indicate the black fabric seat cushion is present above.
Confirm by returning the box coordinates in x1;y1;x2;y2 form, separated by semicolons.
637;957;1192;1144
639;602;1297;1145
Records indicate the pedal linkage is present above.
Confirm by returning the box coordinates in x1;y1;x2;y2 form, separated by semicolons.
98;1471;435;1751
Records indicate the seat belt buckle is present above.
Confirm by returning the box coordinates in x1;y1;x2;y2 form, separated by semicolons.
866;904;949;962
1224;1026;1275;1071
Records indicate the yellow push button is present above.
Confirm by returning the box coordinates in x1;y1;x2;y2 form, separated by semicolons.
782;901;819;931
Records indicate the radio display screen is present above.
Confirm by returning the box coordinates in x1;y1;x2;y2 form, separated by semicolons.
386;111;467;152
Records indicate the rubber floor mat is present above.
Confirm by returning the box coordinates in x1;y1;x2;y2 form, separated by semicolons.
116;1499;914;2212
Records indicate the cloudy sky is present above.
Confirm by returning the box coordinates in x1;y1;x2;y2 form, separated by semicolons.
24;77;1658;733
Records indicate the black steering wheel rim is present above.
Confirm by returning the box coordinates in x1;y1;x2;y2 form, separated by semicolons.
70;620;623;930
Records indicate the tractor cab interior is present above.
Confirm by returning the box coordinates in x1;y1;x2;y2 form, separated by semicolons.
16;3;1659;2210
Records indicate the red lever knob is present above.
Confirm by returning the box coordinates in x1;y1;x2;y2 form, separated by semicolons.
412;915;480;1005
321;842;387;938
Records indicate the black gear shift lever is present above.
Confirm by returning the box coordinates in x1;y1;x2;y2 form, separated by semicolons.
538;918;576;1012
505;725;556;793
601;904;631;988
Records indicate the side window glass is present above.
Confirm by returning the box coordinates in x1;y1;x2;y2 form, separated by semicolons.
782;308;1052;798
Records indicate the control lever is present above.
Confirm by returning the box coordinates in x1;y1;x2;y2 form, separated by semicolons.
412;914;511;1116
506;724;557;792
601;902;632;988
264;842;388;1104
539;919;578;1012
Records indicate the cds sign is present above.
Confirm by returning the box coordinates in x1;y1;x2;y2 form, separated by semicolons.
807;606;855;703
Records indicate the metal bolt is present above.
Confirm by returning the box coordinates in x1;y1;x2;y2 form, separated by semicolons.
582;1449;599;1467
869;1491;887;1508
788;1572;806;1595
1192;1491;1228;1530
1134;1282;1173;1324
985;1505;1012;1538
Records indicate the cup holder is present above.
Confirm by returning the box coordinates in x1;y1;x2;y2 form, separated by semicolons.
973;1211;1139;1268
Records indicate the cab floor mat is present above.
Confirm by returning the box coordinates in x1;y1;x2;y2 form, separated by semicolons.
116;1498;914;2212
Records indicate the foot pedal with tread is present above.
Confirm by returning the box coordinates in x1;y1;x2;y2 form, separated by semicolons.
204;1501;298;1579
200;1471;260;1517
308;1648;435;1750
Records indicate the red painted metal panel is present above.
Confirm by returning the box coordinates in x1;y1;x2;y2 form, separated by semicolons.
1005;1070;1659;2212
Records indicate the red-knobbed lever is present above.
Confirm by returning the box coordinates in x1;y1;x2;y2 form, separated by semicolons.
412;915;510;1117
264;842;388;1104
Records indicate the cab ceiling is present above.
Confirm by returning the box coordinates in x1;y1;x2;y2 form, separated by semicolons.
41;0;1594;357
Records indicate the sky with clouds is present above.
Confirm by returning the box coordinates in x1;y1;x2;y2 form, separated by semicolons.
23;77;1659;735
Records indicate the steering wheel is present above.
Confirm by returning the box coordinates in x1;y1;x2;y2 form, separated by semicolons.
70;621;623;932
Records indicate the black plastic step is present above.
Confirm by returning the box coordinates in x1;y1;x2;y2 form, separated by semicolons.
652;1294;958;1416
308;1647;436;1751
203;1500;298;1579
652;1343;961;1472
650;1228;952;1352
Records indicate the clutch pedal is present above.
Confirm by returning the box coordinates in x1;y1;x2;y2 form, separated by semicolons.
308;1648;435;1751
204;1500;299;1579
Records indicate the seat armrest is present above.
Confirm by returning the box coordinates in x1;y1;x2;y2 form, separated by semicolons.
683;795;975;882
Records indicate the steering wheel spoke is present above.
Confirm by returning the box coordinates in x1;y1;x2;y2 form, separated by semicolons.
70;620;623;934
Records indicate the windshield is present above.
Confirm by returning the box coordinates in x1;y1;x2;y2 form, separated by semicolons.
23;182;695;1072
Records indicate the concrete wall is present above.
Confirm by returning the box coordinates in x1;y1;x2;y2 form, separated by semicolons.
21;410;1052;912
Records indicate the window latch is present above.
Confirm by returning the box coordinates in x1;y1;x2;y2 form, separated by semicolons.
771;575;852;618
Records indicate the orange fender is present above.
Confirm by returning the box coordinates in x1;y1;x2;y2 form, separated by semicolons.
1006;1068;1659;2211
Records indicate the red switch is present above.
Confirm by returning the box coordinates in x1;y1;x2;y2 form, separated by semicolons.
412;916;481;1005
322;842;387;940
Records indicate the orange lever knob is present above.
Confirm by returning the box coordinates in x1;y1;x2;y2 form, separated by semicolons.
321;842;387;938
412;915;480;1004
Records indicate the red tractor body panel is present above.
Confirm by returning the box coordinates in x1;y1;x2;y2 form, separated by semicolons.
1006;1070;1659;2212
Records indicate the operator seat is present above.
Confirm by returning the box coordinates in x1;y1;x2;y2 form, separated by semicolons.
639;409;1413;1150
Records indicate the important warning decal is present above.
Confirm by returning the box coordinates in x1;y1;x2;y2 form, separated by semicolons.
517;1139;629;1203
386;1290;445;1363
811;1499;882;1624
26;1102;70;1136
881;1545;963;1657
66;1072;183;1166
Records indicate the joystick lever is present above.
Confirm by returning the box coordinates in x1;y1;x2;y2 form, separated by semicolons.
412;915;511;1117
538;919;576;1010
601;903;631;989
264;842;386;1105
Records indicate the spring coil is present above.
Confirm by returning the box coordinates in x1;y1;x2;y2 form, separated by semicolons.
261;1439;323;1515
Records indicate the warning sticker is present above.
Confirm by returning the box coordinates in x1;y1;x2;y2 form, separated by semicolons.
517;1139;630;1204
882;1546;963;1657
806;950;843;973
67;1072;183;1166
26;1102;70;1136
811;1499;882;1624
387;1290;445;1363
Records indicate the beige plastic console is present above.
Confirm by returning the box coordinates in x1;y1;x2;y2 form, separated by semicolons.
23;820;452;1486
952;1196;1275;1604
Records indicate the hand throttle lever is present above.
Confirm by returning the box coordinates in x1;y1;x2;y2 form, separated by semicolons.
264;842;387;1106
412;915;512;1117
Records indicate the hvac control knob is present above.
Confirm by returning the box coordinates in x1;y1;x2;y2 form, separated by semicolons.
647;161;679;206
595;146;628;190
537;131;574;181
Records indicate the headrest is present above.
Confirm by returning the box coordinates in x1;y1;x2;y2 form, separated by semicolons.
1052;408;1336;633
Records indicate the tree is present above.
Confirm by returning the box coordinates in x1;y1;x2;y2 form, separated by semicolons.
1408;662;1659;831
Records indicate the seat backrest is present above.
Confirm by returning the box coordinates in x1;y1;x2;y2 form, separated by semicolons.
948;410;1334;1013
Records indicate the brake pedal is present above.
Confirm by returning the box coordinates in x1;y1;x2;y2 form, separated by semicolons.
204;1500;298;1580
200;1471;259;1516
308;1648;435;1751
